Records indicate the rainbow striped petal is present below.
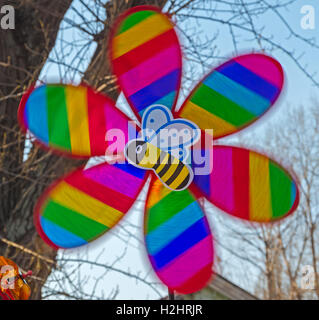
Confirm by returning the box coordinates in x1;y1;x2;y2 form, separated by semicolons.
19;84;134;157
144;178;214;294
35;162;147;249
177;54;284;139
111;6;182;119
193;145;299;222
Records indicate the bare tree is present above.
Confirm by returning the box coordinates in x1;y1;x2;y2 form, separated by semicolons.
213;102;319;300
0;0;167;300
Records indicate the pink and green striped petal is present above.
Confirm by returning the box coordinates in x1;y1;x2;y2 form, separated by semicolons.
111;6;182;119
35;162;148;249
192;145;299;222
18;84;134;158
144;178;214;294
176;54;284;139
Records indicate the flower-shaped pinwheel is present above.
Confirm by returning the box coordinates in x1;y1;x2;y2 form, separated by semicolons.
18;6;299;294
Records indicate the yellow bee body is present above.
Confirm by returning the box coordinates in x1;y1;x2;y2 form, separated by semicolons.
125;141;192;191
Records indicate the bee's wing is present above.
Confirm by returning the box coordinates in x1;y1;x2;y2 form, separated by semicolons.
175;54;284;140
35;162;148;249
148;120;199;152
110;6;182;120
142;105;172;140
144;178;214;294
191;145;299;222
18;84;135;158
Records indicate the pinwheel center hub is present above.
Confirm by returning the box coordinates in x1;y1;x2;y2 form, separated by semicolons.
124;105;200;191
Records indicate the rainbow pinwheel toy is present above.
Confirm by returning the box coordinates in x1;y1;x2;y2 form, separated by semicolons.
18;6;299;294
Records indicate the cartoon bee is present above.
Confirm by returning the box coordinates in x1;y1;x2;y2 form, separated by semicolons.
125;105;199;191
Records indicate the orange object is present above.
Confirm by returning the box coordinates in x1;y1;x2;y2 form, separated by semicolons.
0;256;31;300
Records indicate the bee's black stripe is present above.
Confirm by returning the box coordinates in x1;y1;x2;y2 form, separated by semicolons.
157;154;172;177
165;161;185;186
176;174;190;190
152;150;165;170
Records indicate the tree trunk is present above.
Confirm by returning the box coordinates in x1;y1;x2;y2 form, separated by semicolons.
0;0;75;300
0;0;167;300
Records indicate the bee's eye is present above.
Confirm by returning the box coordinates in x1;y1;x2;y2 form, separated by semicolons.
136;145;143;153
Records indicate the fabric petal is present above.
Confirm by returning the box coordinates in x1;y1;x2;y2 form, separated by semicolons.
18;84;136;158
176;54;284;139
110;6;182;119
144;178;214;294
35;162;148;249
192;145;299;222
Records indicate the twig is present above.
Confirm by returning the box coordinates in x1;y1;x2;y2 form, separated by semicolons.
0;238;56;265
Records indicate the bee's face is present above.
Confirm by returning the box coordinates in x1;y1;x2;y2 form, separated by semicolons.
125;140;148;165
